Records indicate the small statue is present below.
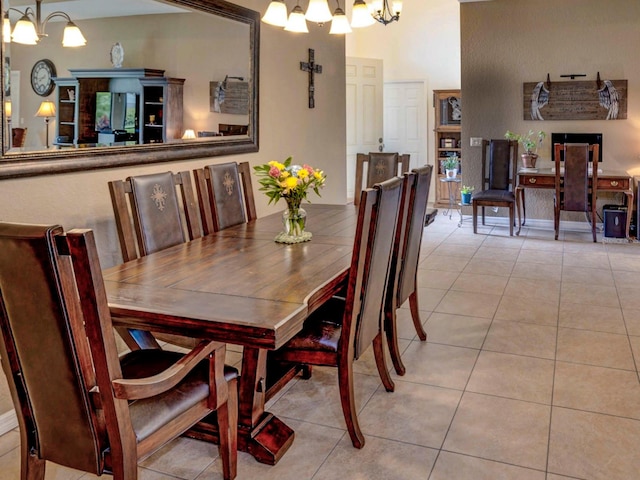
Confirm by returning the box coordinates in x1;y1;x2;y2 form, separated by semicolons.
449;96;461;121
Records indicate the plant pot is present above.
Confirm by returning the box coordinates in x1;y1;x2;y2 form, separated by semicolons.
521;153;538;169
445;169;457;179
461;192;472;204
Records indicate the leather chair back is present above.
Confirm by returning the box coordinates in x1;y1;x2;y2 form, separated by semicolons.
354;152;409;206
109;171;201;262
194;161;257;234
486;139;514;191
558;143;592;211
351;176;403;358
396;165;433;303
0;224;106;474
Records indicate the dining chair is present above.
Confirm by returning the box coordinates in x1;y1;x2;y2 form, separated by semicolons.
553;142;599;242
271;176;404;449
354;152;409;207
12;127;27;147
0;222;238;480
109;170;202;262
472;139;518;235
385;165;433;376
108;170;202;350
194;161;257;234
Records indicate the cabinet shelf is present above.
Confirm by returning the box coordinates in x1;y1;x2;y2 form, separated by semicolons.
434;89;462;208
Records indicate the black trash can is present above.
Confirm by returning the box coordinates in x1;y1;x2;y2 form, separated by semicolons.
603;205;627;238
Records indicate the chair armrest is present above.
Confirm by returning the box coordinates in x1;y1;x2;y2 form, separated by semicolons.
112;340;223;400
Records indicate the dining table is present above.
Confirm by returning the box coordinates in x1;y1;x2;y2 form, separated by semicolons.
104;203;359;465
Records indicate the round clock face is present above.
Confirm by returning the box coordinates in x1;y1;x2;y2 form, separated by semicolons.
31;59;56;97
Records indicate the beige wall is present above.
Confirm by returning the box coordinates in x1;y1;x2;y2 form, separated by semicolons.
461;0;640;222
0;0;347;270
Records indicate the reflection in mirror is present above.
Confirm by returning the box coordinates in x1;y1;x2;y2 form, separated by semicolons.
0;0;259;178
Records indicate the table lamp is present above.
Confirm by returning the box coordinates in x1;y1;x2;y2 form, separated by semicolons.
4;100;11;148
35;100;56;148
182;129;196;139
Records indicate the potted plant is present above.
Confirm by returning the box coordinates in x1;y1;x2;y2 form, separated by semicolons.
504;129;546;168
441;155;459;178
460;185;474;204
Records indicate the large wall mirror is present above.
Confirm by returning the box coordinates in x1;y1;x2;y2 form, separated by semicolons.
0;0;259;179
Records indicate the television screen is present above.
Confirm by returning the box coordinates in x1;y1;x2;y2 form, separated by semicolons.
551;133;603;163
95;92;112;132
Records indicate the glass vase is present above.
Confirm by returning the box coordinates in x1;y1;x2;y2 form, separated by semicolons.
275;199;312;243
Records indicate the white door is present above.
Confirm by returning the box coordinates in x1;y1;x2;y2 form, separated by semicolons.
345;57;383;202
383;81;427;170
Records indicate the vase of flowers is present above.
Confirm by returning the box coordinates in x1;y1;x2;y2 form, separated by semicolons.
441;155;459;178
254;157;326;243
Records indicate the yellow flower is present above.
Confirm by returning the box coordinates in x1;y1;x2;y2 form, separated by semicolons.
281;171;290;178
298;168;309;179
313;170;324;180
285;177;298;189
268;160;285;170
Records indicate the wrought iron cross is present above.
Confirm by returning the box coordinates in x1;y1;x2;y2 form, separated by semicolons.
300;48;322;108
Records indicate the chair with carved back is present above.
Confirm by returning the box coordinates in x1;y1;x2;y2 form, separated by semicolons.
354;152;409;207
12;127;27;147
108;170;203;350
194;161;257;234
384;165;433;376
554;143;599;242
271;176;403;449
0;223;237;480
472;139;518;235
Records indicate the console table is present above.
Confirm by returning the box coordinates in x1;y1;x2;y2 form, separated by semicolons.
515;168;633;238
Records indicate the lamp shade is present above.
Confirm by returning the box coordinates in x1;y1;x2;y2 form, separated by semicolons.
392;0;403;15
35;101;56;118
262;0;288;27
182;129;196;139
305;0;333;23
285;5;309;33
329;8;352;34
11;15;38;45
351;0;375;28
62;22;87;47
4;101;11;118
3;14;11;43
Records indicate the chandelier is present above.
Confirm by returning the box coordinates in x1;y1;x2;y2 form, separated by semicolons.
262;0;402;34
3;0;87;47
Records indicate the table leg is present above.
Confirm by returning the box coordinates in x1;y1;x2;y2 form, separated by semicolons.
515;186;525;235
187;346;295;465
624;190;634;239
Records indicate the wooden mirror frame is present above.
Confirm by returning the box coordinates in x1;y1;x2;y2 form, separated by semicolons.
0;0;259;179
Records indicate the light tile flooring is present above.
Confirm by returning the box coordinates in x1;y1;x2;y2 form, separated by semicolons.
1;213;640;479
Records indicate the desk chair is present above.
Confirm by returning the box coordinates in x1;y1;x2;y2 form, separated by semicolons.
554;143;599;242
354;152;409;207
385;165;433;376
194;161;257;234
12;127;27;147
0;223;237;480
109;171;203;350
272;177;403;448
472;139;518;235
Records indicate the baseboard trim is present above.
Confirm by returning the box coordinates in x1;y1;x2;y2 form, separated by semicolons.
0;409;18;435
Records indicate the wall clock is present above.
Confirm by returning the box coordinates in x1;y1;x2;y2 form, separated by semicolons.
31;59;56;97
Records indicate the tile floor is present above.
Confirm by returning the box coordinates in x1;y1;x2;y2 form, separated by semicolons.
1;213;639;479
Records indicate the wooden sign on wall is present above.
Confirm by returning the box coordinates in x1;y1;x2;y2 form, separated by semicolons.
523;79;627;121
210;81;249;115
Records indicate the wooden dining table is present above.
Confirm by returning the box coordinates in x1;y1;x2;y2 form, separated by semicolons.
104;203;358;465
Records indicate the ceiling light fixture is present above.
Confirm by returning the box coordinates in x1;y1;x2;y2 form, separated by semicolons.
329;0;352;34
305;0;333;24
4;0;87;47
370;0;402;26
350;0;376;28
262;0;288;27
285;3;309;33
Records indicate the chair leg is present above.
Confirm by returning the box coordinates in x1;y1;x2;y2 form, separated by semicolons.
338;359;366;448
22;447;46;480
384;306;406;377
218;377;238;480
482;206;486;225
301;365;313;379
373;334;395;392
592;207;598;242
472;201;478;233
409;291;426;341
509;205;514;236
554;202;560;241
